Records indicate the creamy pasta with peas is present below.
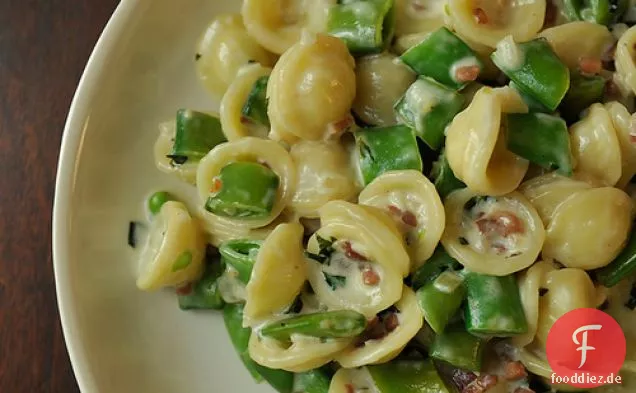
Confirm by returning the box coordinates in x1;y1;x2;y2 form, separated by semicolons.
133;1;636;392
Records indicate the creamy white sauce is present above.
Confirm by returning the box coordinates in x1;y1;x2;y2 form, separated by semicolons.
318;242;385;304
494;35;524;70
460;196;530;258
217;266;247;303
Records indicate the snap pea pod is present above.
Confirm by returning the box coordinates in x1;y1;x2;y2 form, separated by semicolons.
509;81;550;113
168;109;226;164
218;239;262;284
205;162;280;219
429;149;466;200
294;368;332;393
596;229;636;287
464;272;528;337
394;77;464;150
492;37;570;111
147;191;175;215
177;257;225;310
241;75;270;127
416;271;465;334
411;246;462;290
327;0;395;55
559;74;605;123
260;310;367;341
506;112;573;176
400;27;483;90
355;125;423;185
224;303;295;393
429;328;487;372
563;0;629;25
367;359;453;393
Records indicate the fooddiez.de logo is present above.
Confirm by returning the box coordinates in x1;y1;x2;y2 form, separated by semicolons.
546;308;626;388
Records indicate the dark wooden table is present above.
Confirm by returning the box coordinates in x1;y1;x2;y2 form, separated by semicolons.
0;1;119;391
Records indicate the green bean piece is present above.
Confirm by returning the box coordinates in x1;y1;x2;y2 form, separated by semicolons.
416;271;466;334
596;229;636;287
218;239;261;284
295;368;332;393
563;0;629;25
509;81;550;113
429;328;487;372
169;109;226;164
178;257;225;310
205;162;280;219
148;191;174;215
560;74;605;123
400;27;483;90
430;149;466;200
492;38;570;111
260;310;367;341
464;272;528;337
411;246;462;289
367;359;453;393
327;0;395;55
506;112;573;176
224;303;295;392
394;77;465;150
356;125;422;185
241;76;270;127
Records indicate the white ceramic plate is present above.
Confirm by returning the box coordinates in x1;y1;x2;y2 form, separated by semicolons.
52;1;270;392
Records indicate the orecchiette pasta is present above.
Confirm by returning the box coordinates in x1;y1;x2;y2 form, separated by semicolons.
541;187;633;270
336;287;423;368
244;223;307;324
306;201;408;318
195;14;276;98
197;207;288;247
220;63;271;141
248;332;352;372
196;137;296;229
570;103;623;187
615;25;636;96
605;101;636;188
445;86;529;196
441;189;545;276
289;141;359;219
445;0;546;48
267;33;356;144
519;172;592;224
538;22;614;71
534;268;601;347
394;0;446;37
353;53;416;127
514;260;556;347
241;0;335;55
358;170;445;270
136;201;206;291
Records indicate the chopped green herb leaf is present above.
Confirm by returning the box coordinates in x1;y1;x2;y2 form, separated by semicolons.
306;252;329;264
172;251;193;272
458;237;469;246
323;272;347;290
195;53;202;61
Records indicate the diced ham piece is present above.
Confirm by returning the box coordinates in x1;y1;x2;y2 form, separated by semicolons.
473;8;489;24
463;374;499;393
343;241;368;261
476;211;525;238
362;267;380;286
504;361;528;381
456;66;481;83
579;57;602;75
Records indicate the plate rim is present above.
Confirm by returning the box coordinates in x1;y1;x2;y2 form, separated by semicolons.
52;1;148;391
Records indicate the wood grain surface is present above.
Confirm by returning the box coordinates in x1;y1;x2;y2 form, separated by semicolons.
0;1;119;391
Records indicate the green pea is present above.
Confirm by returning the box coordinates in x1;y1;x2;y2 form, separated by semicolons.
148;191;173;215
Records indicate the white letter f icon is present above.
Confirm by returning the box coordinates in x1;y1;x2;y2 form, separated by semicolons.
572;324;602;369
